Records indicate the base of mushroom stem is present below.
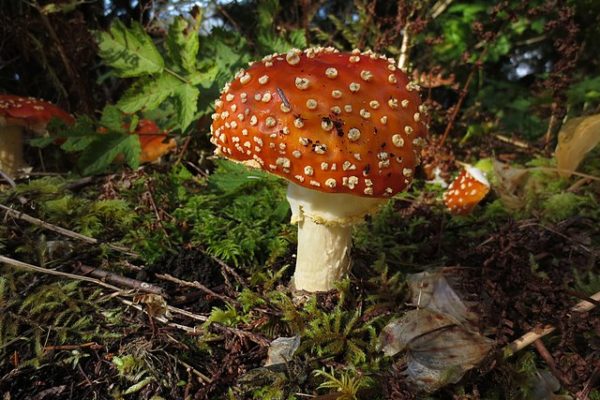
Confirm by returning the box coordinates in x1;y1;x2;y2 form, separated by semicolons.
291;217;352;292
0;126;27;179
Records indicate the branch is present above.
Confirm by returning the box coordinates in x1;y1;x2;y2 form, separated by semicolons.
504;290;600;356
0;255;122;292
78;264;165;295
0;255;268;346
155;273;237;305
0;204;138;257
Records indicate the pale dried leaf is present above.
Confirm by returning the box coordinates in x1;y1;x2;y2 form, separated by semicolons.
133;293;170;319
493;159;530;209
407;271;477;327
380;309;456;357
381;309;493;393
265;336;300;366
555;114;600;177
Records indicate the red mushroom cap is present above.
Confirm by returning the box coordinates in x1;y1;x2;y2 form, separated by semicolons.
135;119;176;163
210;47;428;198
443;166;490;215
98;119;176;163
0;95;74;134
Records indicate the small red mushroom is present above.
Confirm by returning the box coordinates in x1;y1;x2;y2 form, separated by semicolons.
443;165;490;215
0;95;74;178
210;47;428;291
134;119;176;163
98;119;176;164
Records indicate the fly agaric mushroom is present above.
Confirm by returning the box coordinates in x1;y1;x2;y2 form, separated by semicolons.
443;165;490;215
0;95;74;178
210;47;428;292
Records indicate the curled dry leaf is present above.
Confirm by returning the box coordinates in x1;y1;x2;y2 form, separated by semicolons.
407;270;479;327
555;113;600;177
133;293;171;319
492;159;530;210
265;336;300;367
380;309;493;393
380;271;493;393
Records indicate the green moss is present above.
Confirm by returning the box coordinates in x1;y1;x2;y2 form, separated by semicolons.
542;192;591;222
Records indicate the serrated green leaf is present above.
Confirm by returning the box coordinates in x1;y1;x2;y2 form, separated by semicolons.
96;20;164;78
29;136;56;148
99;105;124;132
79;133;141;175
167;16;200;73
129;115;140;132
288;29;307;48
117;73;179;113
174;84;199;131
50;116;99;152
208;159;278;193
257;0;280;31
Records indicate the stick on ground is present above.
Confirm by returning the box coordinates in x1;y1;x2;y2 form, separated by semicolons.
504;290;600;356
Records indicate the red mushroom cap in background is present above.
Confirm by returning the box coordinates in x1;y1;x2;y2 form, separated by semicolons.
98;119;176;163
135;119;176;163
210;47;428;198
443;166;490;215
0;95;74;133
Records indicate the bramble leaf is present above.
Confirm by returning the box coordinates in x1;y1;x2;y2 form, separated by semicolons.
99;105;124;132
96;20;164;78
174;84;199;131
167;16;200;74
79;133;141;175
116;73;179;113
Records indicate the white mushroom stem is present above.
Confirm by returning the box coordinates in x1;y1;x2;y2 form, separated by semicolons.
0;125;26;178
287;183;385;292
293;218;352;291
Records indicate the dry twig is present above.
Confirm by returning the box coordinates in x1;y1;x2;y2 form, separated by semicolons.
0;255;122;292
0;204;138;257
504;290;600;356
155;273;237;304
78;264;165;295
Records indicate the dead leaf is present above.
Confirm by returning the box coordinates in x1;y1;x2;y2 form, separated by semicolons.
380;309;493;393
133;293;170;319
493;159;530;209
407;271;478;328
265;336;300;367
555;114;600;177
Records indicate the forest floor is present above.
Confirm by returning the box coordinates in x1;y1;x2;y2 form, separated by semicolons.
0;139;598;399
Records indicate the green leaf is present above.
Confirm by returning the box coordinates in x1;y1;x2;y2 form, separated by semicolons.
257;0;280;31
29;137;56;148
79;133;141;175
99;105;124;132
173;84;199;131
117;73;179;113
51;116;98;152
288;29;307;48
167;16;200;73
208;159;277;193
96;20;164;78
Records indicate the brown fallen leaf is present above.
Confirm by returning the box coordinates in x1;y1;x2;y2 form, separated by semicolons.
555;113;600;177
492;159;530;210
